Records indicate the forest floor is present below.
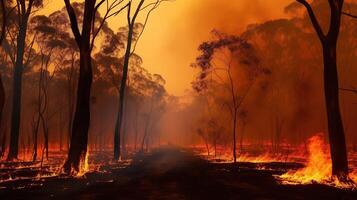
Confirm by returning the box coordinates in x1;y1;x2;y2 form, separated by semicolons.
0;147;357;200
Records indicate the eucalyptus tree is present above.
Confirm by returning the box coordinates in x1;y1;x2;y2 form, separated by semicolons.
114;0;172;160
62;0;126;174
193;31;269;163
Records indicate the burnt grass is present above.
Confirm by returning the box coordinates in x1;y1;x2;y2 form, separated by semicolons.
0;147;357;200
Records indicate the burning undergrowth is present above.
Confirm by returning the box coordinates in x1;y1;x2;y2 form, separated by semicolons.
0;151;133;190
193;134;357;189
276;135;357;189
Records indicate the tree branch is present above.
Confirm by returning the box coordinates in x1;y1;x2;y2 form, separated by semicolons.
63;0;82;46
342;11;357;19
296;0;326;42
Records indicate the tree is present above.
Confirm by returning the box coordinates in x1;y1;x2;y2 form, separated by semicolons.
114;0;169;160
193;31;268;163
48;9;81;151
296;0;349;180
140;73;166;151
7;0;42;161
62;0;125;174
29;14;69;160
0;0;7;157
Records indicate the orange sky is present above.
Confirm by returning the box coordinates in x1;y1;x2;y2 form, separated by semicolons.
42;0;292;96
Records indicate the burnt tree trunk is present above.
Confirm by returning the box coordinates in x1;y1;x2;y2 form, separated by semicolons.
7;12;30;160
114;25;133;160
114;0;144;160
322;41;348;178
63;0;95;174
297;0;348;179
63;49;92;173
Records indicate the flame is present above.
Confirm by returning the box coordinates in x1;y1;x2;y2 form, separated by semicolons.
277;134;356;189
76;151;89;177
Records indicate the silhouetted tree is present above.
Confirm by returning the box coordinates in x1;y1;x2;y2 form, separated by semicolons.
193;31;268;163
62;0;125;174
296;0;349;180
7;0;43;161
0;0;7;158
114;0;170;160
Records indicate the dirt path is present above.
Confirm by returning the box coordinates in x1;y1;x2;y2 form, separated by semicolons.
1;148;357;200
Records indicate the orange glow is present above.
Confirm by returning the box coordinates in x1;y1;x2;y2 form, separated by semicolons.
76;151;90;177
40;0;291;96
277;134;356;189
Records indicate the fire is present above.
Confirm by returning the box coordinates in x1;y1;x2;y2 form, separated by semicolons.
277;134;356;188
238;153;288;163
76;151;89;177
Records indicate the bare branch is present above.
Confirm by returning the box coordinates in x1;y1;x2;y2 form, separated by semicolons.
132;0;170;54
342;11;357;19
63;0;82;46
90;0;127;51
296;0;326;42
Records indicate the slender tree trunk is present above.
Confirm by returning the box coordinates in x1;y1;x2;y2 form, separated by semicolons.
322;41;348;178
114;0;145;160
239;122;246;153
42;119;49;160
141;101;154;152
114;25;134;160
7;17;28;160
0;76;4;133
0;0;6;141
122;92;129;156
134;107;139;151
233;110;237;163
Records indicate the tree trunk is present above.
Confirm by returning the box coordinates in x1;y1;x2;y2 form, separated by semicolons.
0;0;6;144
114;0;145;159
63;49;92;173
62;0;95;174
0;76;4;135
233;110;237;163
239;122;246;153
297;0;348;180
322;41;348;178
7;18;28;160
114;24;134;160
134;107;139;151
67;59;75;150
